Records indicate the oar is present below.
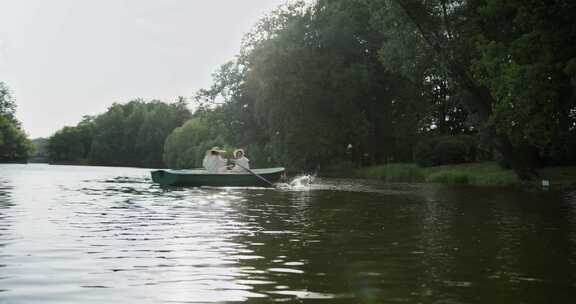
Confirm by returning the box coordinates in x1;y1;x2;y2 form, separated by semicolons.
232;161;277;188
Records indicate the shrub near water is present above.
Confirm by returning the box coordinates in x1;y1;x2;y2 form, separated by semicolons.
425;171;470;184
355;162;521;186
354;163;425;183
423;163;519;186
415;135;477;167
321;160;357;177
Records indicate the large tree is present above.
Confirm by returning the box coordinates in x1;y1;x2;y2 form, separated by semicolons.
368;0;576;179
163;108;230;169
0;82;33;162
168;0;575;175
0;82;17;124
48;116;94;162
472;0;576;165
193;1;428;170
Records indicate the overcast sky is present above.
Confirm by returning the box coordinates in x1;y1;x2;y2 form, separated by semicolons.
0;0;287;138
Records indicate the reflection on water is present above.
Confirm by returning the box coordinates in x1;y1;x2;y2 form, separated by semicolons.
1;164;576;303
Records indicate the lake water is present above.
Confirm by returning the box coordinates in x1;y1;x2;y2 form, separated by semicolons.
1;164;576;303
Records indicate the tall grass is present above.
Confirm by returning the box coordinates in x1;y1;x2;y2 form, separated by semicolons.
425;171;470;184
422;163;519;186
355;162;521;186
354;163;425;183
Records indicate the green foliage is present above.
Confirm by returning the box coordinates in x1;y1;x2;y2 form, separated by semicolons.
425;171;470;184
0;82;32;162
192;0;427;170
354;163;425;183
48;100;191;167
169;0;575;176
414;135;477;167
48;118;94;162
42;0;576;174
365;0;576;178
355;162;520;186
0;115;33;161
423;163;519;186
320;160;357;177
472;0;576;161
163;111;229;169
0;82;17;125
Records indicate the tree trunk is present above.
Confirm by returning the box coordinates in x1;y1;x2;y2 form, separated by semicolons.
461;75;540;180
394;0;542;181
491;130;540;180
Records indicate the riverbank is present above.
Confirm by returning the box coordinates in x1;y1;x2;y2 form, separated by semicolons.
0;160;28;164
354;162;576;188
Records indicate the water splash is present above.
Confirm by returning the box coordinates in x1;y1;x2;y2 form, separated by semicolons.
277;174;315;190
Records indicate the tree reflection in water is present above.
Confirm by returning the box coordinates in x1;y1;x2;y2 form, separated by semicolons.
0;165;576;303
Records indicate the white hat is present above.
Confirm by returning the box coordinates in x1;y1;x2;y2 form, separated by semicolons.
208;146;226;153
233;149;245;156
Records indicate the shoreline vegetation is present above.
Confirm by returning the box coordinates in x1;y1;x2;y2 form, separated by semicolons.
4;160;575;190
354;162;576;189
3;1;576;187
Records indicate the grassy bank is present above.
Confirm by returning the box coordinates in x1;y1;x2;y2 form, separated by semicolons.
354;162;576;188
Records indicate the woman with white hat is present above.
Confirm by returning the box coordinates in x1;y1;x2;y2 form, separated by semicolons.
202;146;228;172
231;149;250;172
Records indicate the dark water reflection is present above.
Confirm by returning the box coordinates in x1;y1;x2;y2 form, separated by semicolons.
1;164;576;303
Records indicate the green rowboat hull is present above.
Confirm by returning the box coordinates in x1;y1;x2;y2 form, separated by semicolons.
151;167;285;187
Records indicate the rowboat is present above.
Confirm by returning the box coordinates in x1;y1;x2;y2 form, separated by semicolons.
151;167;285;187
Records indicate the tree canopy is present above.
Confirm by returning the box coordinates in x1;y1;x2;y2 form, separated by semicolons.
48;99;191;168
48;1;576;180
162;0;575;179
0;82;33;162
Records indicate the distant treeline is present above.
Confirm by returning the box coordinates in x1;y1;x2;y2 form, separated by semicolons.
47;99;191;168
0;82;33;162
29;137;48;162
46;0;576;180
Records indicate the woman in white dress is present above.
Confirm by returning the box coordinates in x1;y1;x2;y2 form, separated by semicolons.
202;146;228;172
231;149;250;172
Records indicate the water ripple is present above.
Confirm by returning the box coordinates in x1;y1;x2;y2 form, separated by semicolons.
1;164;576;303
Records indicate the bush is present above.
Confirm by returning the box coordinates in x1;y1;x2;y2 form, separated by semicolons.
163;114;229;169
425;171;470;184
415;135;476;167
355;162;522;187
321;160;357;177
355;163;425;182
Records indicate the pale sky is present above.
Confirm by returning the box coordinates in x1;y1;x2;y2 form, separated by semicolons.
0;0;287;138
